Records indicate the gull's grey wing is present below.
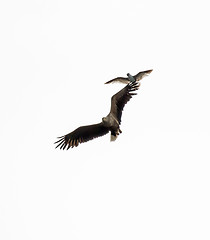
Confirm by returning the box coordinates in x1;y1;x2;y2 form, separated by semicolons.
105;69;153;84
134;69;153;82
110;81;140;124
104;77;129;84
55;122;109;149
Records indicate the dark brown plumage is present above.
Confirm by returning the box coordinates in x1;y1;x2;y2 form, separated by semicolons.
55;81;140;149
110;81;138;125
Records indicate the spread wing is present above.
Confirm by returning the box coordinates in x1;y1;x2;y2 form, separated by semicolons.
105;69;153;84
104;77;129;84
55;122;109;149
110;81;140;124
134;69;153;82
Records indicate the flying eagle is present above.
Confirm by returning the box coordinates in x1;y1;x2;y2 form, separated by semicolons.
55;81;140;149
104;69;152;84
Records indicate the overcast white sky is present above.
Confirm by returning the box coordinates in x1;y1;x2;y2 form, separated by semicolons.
0;0;210;239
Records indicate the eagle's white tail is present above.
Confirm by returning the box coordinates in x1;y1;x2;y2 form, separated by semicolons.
111;134;118;141
110;129;122;142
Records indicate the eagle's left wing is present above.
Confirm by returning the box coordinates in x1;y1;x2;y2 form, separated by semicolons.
55;122;109;149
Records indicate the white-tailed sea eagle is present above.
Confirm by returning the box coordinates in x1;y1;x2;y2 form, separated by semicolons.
104;69;152;84
55;81;140;149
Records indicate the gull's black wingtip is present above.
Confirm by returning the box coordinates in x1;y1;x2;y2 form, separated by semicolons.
104;79;113;84
146;69;153;74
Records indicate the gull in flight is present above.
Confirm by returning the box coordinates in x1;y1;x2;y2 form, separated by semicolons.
104;69;152;84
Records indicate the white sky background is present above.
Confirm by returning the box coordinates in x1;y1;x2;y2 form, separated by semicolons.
0;0;210;239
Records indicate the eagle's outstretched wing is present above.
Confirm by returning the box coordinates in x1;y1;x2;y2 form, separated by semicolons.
55;123;109;149
134;69;153;82
110;81;140;124
104;77;129;84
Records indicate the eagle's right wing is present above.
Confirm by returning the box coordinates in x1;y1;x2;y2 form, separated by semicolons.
110;81;140;124
55;122;109;149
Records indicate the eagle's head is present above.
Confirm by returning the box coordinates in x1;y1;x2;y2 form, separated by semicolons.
102;117;107;123
102;117;110;127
